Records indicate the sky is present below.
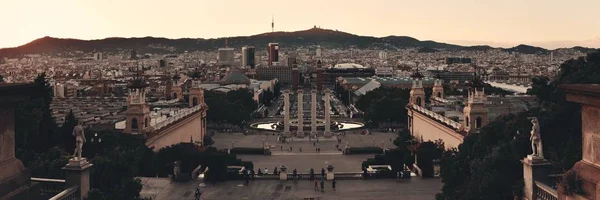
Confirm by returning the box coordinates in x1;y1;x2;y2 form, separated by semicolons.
2;0;600;49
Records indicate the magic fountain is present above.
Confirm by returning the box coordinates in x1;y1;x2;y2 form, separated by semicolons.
249;89;364;137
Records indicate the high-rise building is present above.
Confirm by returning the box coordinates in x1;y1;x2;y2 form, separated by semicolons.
316;46;322;58
268;43;279;66
218;48;235;65
242;46;256;68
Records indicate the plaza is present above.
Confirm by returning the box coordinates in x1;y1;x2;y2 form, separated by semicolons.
140;177;442;200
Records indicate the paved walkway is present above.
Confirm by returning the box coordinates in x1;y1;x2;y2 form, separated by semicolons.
140;178;442;200
212;132;396;155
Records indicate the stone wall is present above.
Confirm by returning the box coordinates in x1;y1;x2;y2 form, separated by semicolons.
145;110;204;151
409;107;464;150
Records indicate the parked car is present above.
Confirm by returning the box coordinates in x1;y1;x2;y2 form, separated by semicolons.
366;165;392;173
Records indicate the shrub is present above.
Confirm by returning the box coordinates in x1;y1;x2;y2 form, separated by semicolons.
344;147;383;154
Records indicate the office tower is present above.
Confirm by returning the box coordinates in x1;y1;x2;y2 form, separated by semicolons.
268;43;279;66
218;48;235;65
316;46;322;58
242;46;256;68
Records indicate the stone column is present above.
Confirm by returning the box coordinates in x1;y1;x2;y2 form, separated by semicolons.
63;159;93;200
310;89;318;137
296;90;304;137
324;89;332;137
522;158;551;200
283;90;291;136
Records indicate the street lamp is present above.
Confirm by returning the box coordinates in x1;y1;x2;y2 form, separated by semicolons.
372;138;375;147
262;139;266;148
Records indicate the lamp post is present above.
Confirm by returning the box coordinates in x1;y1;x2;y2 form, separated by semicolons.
262;139;266;148
90;133;102;155
231;141;234;149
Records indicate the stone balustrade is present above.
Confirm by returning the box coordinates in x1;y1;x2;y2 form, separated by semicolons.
151;105;202;132
411;104;462;130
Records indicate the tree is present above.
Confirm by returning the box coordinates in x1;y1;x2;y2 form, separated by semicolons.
436;51;600;200
16;73;59;154
60;110;78;152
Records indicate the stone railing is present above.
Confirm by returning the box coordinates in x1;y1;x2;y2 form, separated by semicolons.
431;96;450;103
534;181;558;200
31;177;66;199
49;185;79;200
151;105;202;132
411;104;463;130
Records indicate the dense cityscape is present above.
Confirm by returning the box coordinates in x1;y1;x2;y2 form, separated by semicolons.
1;4;600;200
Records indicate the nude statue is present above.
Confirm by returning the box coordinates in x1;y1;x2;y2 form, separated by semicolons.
529;117;543;158
72;122;86;160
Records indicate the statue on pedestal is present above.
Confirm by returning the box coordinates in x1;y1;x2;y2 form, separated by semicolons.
72;122;86;160
528;117;543;159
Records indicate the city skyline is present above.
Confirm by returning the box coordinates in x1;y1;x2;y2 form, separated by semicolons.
2;0;600;49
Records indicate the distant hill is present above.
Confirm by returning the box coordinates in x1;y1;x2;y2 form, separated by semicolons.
503;44;550;54
0;28;595;58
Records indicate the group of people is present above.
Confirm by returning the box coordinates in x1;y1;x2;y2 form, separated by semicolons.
314;178;336;192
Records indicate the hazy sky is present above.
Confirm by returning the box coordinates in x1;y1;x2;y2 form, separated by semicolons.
2;0;600;49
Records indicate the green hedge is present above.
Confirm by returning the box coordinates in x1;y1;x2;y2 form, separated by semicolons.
344;147;383;154
230;147;266;155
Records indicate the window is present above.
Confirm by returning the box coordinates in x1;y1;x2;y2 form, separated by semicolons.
437;92;441;98
416;97;422;106
131;118;138;130
173;93;178;99
193;97;199;106
145;117;149;128
465;116;469;127
476;117;482;128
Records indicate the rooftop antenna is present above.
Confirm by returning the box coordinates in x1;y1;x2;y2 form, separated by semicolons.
225;38;228;48
271;15;274;33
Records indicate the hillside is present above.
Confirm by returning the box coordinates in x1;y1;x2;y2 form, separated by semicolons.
503;44;550;54
0;28;461;58
0;28;596;58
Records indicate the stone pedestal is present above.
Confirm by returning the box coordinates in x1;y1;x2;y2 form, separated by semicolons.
522;156;552;200
63;158;93;200
310;90;318;137
327;172;334;181
296;90;304;137
279;172;287;181
323;90;332;138
283;90;291;136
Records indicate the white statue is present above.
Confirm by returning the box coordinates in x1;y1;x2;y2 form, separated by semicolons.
529;117;543;158
72;122;86;160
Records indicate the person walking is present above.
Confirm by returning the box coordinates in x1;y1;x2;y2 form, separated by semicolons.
314;179;318;191
321;168;326;178
250;169;255;180
194;188;202;200
332;179;336;191
258;168;263;176
320;179;325;192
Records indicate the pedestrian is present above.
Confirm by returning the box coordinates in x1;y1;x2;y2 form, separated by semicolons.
251;169;255;180
332;179;336;191
314;179;318;191
299;147;302;152
313;142;315;146
258;168;263;176
290;146;293;151
320;179;325;192
264;168;269;174
281;146;283;151
194;188;202;200
321;168;326;177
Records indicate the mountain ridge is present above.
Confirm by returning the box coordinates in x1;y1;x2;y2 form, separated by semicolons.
0;27;597;58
